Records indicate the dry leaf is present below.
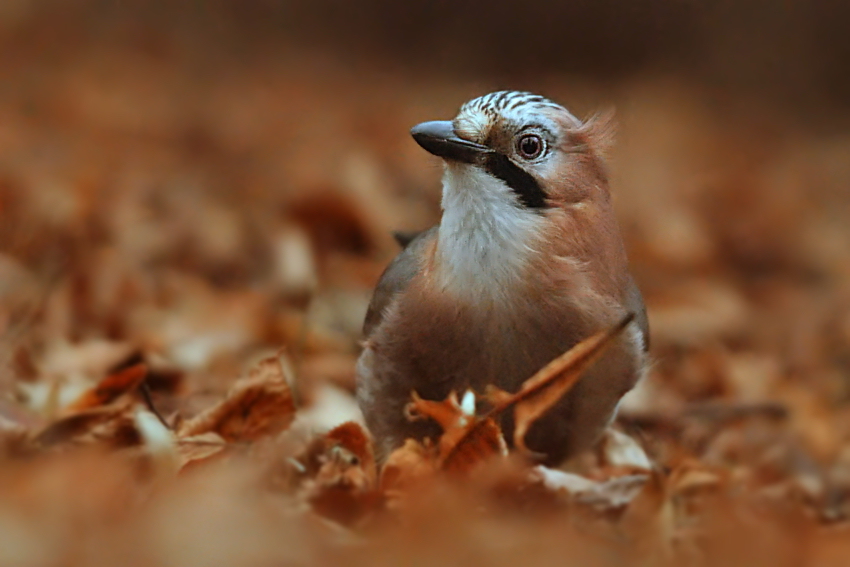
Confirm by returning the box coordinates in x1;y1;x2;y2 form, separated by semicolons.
178;353;296;442
64;363;148;413
320;422;377;486
176;432;228;471
440;417;506;474
0;29;848;566
380;438;438;496
486;313;635;454
33;401;135;447
406;390;507;474
305;422;382;526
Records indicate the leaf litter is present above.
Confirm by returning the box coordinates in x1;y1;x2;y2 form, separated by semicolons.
2;12;850;565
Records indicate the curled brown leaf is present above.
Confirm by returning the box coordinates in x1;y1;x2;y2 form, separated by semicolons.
33;402;135;447
380;438;437;496
64;363;148;413
305;422;382;526
176;432;228;471
178;353;296;442
488;313;636;454
406;390;507;474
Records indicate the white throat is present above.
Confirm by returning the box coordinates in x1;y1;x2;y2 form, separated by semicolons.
435;164;541;299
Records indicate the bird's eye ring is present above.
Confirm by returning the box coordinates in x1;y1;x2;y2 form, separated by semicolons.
516;134;545;160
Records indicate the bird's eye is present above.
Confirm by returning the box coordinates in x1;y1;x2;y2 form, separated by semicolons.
517;134;544;160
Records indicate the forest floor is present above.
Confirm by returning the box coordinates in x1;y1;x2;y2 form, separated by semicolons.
2;9;850;567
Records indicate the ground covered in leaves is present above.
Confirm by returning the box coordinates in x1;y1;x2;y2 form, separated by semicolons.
2;6;850;567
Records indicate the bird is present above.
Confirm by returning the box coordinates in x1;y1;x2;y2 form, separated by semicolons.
356;90;648;465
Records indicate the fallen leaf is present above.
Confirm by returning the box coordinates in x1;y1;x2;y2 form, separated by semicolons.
440;416;506;474
406;390;507;474
667;459;729;521
319;421;377;488
33;401;134;447
40;339;136;383
178;352;296;442
304;422;382;526
380;438;437;497
108;351;185;395
63;363;148;412
486;313;636;454
270;226;318;300
176;432;228;471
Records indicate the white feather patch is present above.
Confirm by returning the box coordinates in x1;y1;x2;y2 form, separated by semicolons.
435;164;541;299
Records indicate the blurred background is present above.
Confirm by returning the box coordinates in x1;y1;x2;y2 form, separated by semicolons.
2;0;850;516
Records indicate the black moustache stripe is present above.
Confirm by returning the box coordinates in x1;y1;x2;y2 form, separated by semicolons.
482;153;549;210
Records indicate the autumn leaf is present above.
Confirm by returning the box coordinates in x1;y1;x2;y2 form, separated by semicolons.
63;363;148;413
175;432;228;471
405;390;507;474
33;402;135;447
440;416;507;474
487;313;636;454
178;352;296;442
320;421;377;486
304;422;382;526
380;438;438;497
2;30;848;566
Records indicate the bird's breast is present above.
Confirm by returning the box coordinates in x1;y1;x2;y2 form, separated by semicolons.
379;279;594;399
359;259;644;462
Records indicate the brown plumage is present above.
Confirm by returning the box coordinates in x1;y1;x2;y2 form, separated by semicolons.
356;91;648;464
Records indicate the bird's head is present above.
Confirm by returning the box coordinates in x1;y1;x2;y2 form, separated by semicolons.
410;91;625;301
411;90;615;212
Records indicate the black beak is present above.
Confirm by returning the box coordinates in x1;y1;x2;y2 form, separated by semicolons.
410;120;492;164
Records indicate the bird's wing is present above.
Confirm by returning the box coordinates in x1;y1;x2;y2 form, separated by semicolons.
362;226;438;338
624;275;650;352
